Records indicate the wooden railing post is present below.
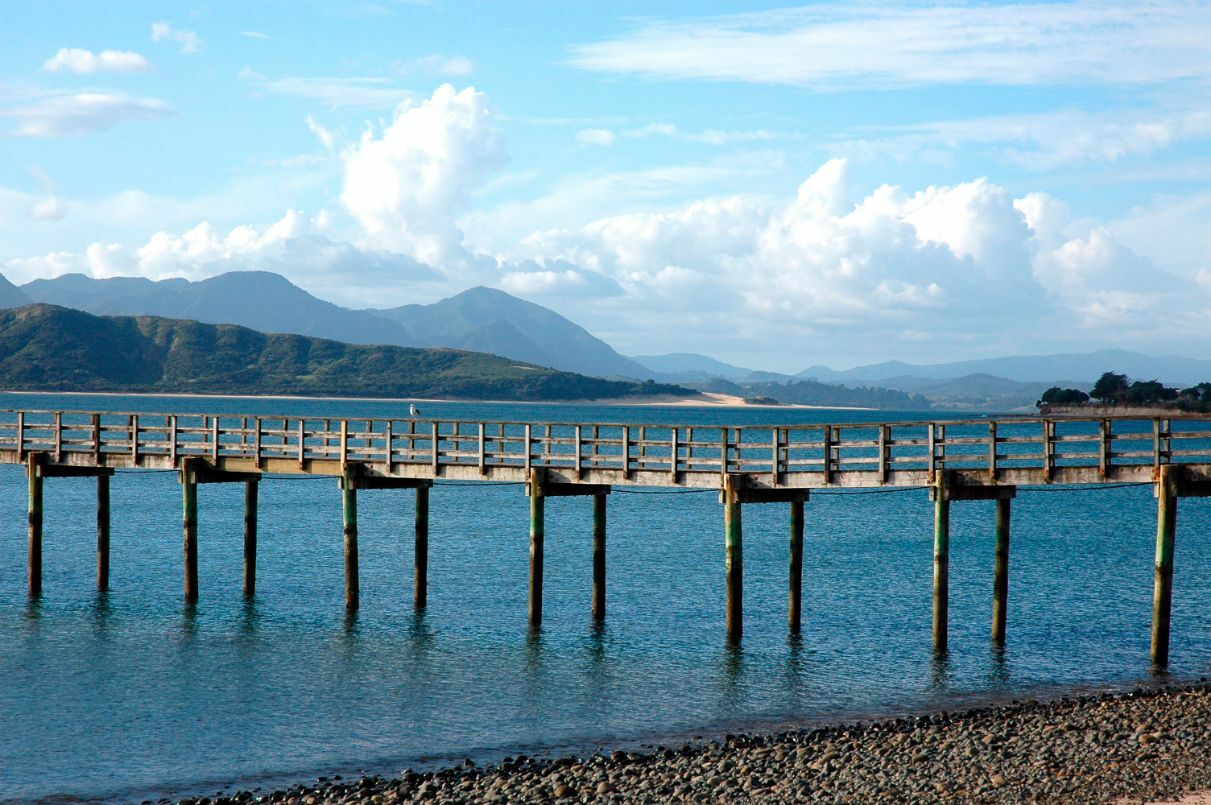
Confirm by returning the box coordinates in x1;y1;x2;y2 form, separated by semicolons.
822;426;833;484
987;421;997;483
479;422;488;476
1042;420;1053;482
92;413;102;463
431;422;440;475
254;417;262;469
1099;418;1111;480
130;414;139;465
720;427;728;481
670;427;679;484
877;424;888;485
622;425;631;480
16;410;25;462
53;411;62;464
572;424;581;479
772;428;782;487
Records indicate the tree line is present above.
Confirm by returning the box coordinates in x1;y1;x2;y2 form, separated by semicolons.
1038;372;1211;411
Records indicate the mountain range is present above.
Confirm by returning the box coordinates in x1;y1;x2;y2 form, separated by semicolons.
19;271;648;379
7;269;1207;411
0;304;680;401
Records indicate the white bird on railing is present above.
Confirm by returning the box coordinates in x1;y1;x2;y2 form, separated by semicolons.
409;403;421;418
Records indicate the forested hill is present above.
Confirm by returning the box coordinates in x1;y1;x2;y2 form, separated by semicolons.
0;305;688;401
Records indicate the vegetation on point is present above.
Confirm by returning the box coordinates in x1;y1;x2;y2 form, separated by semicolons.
0;304;690;401
1038;371;1211;412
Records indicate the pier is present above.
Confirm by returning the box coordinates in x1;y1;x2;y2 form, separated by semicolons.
3;409;1209;666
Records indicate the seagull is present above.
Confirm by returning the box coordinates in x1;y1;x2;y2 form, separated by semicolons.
409;403;421;418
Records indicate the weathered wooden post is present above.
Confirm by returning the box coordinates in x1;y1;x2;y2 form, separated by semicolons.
182;461;198;603
27;453;43;598
528;473;545;627
991;497;1011;644
343;472;359;610
724;476;743;644
932;472;950;653
789;498;804;634
414;485;429;609
1151;464;1178;667
243;479;258;597
97;473;110;592
592;492;606;622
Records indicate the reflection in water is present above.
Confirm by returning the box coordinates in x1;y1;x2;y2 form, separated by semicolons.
928;650;951;692
988;644;1010;688
179;602;198;639
91;591;113;639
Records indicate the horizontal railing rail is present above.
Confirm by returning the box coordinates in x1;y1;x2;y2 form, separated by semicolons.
1;409;1210;484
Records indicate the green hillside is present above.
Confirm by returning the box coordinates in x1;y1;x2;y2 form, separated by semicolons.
0;304;688;401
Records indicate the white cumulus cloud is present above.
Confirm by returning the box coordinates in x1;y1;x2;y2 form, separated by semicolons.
341;84;506;265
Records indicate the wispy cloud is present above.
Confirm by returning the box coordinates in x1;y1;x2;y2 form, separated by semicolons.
1;90;172;137
578;122;784;148
28;168;65;221
831;106;1211;169
569;2;1211;89
43;48;151;75
240;31;270;40
150;21;202;54
396;53;474;77
239;68;414;108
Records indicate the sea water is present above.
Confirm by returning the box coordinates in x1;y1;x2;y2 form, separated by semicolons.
0;393;1208;802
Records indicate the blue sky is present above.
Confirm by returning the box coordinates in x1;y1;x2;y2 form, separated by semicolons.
2;1;1210;371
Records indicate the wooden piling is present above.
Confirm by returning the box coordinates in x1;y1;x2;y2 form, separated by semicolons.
724;479;743;643
789;498;804;634
991;497;1011;644
343;475;359;610
932;473;950;653
1151;465;1178;666
529;476;544;627
414;485;429;609
592;493;606;622
243;479;258;597
97;474;110;592
27;454;43;598
182;466;198;603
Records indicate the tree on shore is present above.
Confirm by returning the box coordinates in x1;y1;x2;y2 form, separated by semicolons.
1090;371;1129;404
1036;372;1210;411
1037;386;1090;407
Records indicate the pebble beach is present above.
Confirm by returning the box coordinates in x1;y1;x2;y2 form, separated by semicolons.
194;681;1211;804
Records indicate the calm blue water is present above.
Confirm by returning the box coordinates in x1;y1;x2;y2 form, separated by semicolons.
1;393;1209;803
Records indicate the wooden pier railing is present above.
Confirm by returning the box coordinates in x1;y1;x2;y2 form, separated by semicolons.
3;409;1209;665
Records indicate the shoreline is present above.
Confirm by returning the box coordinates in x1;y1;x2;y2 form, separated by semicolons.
189;680;1211;804
0;388;876;412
